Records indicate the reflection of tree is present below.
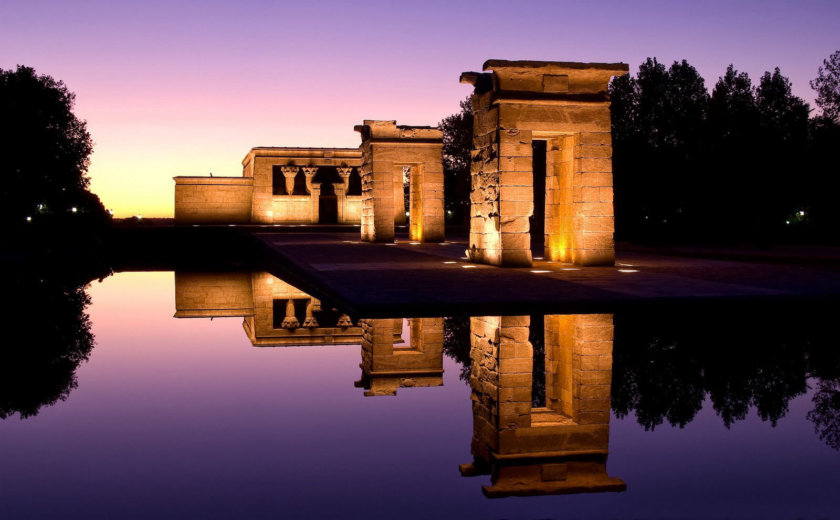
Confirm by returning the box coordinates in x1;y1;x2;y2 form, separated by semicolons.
443;316;471;382
0;267;107;419
443;308;840;451
612;307;840;450
808;379;840;450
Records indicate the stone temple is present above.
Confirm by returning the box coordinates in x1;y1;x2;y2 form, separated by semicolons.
173;59;627;264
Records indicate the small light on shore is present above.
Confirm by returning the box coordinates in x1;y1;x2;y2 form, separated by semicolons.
443;261;456;264
531;270;551;273
26;216;32;222
618;269;639;273
136;214;142;219
71;207;77;213
461;265;477;268
799;210;805;216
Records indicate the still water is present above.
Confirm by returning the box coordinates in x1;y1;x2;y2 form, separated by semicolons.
1;270;838;519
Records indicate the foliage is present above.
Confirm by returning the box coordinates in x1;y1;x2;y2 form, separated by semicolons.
810;50;840;123
609;58;827;244
438;97;473;225
0;267;108;419
0;65;109;233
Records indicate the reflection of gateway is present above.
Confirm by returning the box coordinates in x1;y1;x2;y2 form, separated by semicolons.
354;318;444;396
174;271;373;346
461;314;625;497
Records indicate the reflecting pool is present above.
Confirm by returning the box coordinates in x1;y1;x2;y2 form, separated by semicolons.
1;270;838;519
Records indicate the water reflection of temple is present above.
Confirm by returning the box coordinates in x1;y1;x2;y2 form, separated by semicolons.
174;272;444;395
174;271;366;346
461;314;625;497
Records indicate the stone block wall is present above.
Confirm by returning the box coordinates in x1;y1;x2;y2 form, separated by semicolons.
462;313;624;497
173;272;254;317
174;177;253;224
358;318;443;396
461;60;627;266
355;121;445;243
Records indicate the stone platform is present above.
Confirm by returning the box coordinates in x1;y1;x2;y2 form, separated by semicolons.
252;231;840;318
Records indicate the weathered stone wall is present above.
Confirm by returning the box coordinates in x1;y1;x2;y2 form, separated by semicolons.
462;313;624;497
358;318;443;396
355;121;445;243
461;60;627;266
173;272;254;317
174;177;253;224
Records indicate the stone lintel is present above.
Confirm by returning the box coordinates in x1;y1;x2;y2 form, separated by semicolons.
462;61;629;97
241;147;363;167
355;120;443;142
483;59;629;73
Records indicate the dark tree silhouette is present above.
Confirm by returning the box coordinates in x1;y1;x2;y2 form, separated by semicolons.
442;316;471;382
0;267;108;419
0;65;108;234
808;379;840;450
438;97;473;226
811;50;840;123
609;58;708;242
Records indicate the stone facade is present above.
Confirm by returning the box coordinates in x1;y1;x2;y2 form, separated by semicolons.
174;177;253;224
173;271;369;347
174;129;445;237
243;147;364;225
460;313;625;497
174;147;363;225
461;60;628;266
355;318;444;396
355;121;445;243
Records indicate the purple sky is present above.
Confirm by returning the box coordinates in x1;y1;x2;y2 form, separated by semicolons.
2;0;838;216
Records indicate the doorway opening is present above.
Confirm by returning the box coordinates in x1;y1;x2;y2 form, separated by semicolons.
530;140;547;255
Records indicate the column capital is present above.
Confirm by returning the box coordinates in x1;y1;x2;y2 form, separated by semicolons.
337;167;353;177
302;167;319;177
280;166;299;177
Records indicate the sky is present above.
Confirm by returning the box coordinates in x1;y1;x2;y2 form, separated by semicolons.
2;0;838;217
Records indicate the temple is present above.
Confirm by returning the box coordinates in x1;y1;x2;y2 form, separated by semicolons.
173;58;629;262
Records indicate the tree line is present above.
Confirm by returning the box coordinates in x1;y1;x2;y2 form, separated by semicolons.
609;53;840;244
439;51;840;245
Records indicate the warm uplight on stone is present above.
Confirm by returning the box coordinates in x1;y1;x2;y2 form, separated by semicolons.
355;120;445;243
461;313;625;497
173;271;369;347
355;318;444;396
461;60;629;267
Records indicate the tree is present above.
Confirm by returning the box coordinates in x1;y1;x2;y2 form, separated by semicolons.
0;65;107;232
811;50;840;123
438;97;473;226
609;58;709;242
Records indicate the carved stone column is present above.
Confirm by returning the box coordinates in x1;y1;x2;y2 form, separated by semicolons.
302;299;318;328
280;166;298;195
280;299;299;329
302;167;319;194
337;167;352;190
334;181;348;224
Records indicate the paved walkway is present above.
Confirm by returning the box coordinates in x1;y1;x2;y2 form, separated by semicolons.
253;231;840;317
